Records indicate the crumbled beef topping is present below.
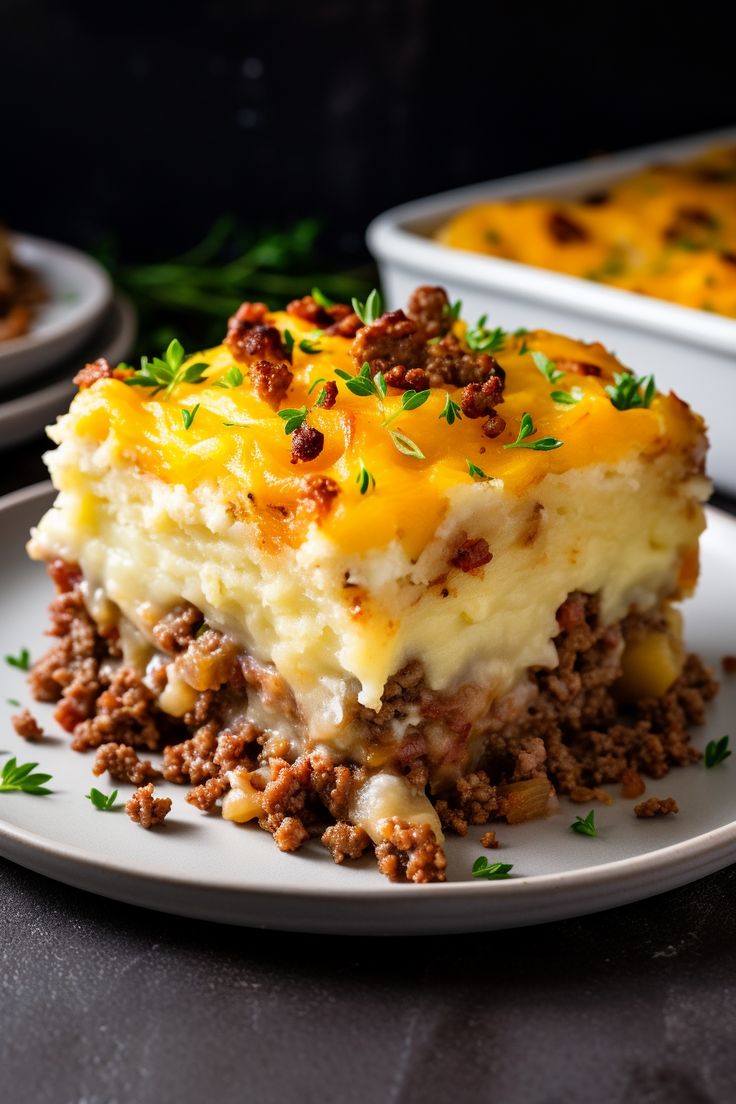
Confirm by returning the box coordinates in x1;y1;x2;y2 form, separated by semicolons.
213;724;259;773
92;742;161;785
425;336;507;389
318;380;338;409
548;211;588;243
249;359;294;410
125;783;172;828
286;295;359;336
175;629;239;692
722;655;736;674
375;818;447;884
480;830;499;849
620;767;646;799
634;796;679;818
11;708;44;742
162;724;219;784
73;358;122;390
351;309;426;378
451;537;492;573
70;668;163;752
405;285;453;340
290;424;324;464
460;376;505;419
482;413;507;439
272;816;310;852
568;785;614;805
152;602;203;653
225;302;289;366
187;775;230;811
321;822;371;863
300;474;339;521
436;770;500;836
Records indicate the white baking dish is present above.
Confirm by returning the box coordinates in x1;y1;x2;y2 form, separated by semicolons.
367;127;736;494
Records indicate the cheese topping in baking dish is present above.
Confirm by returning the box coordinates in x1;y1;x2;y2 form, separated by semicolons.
437;146;736;318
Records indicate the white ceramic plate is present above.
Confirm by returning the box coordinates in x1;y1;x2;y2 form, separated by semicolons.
0;483;734;935
367;127;736;495
0;293;136;451
0;233;113;387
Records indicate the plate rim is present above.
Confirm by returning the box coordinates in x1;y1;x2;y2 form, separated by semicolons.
0;480;734;922
0;232;112;359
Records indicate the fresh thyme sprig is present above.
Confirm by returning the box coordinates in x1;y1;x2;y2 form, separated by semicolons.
352;288;383;326
181;404;200;430
6;698;21;708
531;351;565;385
467;460;492;481
277;406;309;434
471;857;513;880
439;393;463;425
571;809;598;837
5;648;31;671
504;412;564;451
86;787;119;811
335;362;386;399
389;430;425;460
466;315;507;353
213;364;243;389
443;298;463;321
382;389;430;428
0;756;52;795
606;371;656;411
312;286;336;308
550;386;583;406
299;331;324;354
356;459;376;495
283;329;295;360
704;735;731;769
123;338;209;398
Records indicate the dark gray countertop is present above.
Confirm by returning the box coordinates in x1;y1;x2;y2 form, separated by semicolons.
2;438;735;1104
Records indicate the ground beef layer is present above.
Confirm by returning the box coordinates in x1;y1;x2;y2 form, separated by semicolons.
29;561;718;883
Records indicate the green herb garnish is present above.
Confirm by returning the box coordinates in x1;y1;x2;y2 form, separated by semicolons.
504;412;563;451
0;756;52;796
471;857;513;880
571;809;598;837
5;648;30;672
181;403;200;430
550;387;583;406
439;393;463;425
123;338;208;398
283;329;295;360
704;735;731;769
466;315;507;353
444;299;463;321
299;335;323;354
213;364;243;389
277;406;309;434
356;459;376;496
86;787;119;811
382;389;430;428
335;362;386;399
467;461;491;481
389;430;425;460
531;351;565;385
6;699;21;708
352;289;383;326
308;377;328;395
312;286;336;308
605;371;656;411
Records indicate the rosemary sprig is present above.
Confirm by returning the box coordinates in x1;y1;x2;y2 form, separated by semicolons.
504;412;564;451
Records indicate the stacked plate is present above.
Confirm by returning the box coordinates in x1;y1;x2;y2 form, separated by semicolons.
0;234;136;449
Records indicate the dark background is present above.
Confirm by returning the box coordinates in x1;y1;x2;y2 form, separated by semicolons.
2;0;736;264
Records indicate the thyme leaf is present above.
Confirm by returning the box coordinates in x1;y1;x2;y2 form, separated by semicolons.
0;756;52;795
571;809;598;837
704;735;731;769
471;857;513;880
504;412;563;451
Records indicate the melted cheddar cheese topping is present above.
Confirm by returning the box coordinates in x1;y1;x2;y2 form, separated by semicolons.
62;311;703;559
438;146;736;317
